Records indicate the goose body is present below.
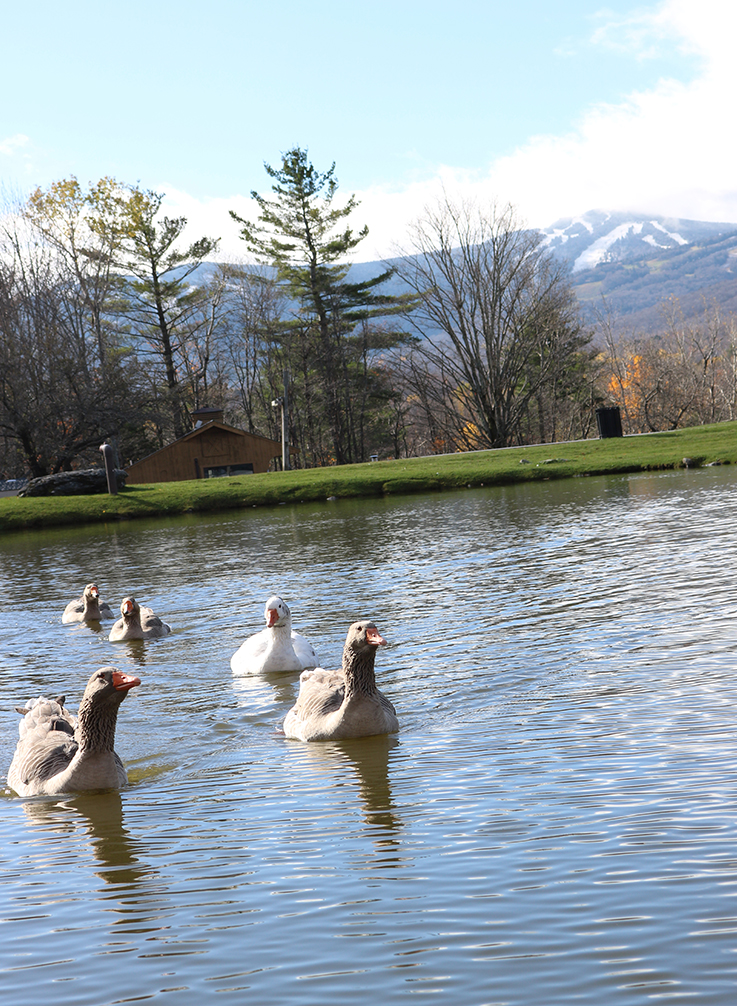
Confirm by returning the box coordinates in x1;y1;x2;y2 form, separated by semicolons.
283;620;398;741
231;595;318;675
109;597;172;641
62;583;114;623
7;667;140;796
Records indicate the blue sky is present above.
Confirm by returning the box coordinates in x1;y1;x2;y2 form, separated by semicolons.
1;0;733;260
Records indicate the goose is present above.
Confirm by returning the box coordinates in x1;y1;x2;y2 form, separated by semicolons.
14;693;77;734
230;595;318;675
109;597;172;641
7;667;141;796
283;620;399;741
62;583;115;623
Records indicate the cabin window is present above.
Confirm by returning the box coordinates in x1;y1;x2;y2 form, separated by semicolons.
203;464;254;478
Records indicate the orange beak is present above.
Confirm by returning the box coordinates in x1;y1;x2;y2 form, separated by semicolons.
266;607;279;627
366;626;386;647
112;670;141;692
122;599;135;615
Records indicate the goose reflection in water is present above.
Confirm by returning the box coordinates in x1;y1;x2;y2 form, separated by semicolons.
20;792;153;889
231;668;302;713
66;619;106;636
118;637;151;667
291;734;404;855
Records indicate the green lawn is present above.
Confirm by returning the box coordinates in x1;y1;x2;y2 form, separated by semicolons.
2;421;736;533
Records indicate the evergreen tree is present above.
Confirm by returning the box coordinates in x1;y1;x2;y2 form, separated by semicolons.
230;147;412;465
119;186;219;441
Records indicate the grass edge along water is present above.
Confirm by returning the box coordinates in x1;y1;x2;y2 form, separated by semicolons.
2;420;736;533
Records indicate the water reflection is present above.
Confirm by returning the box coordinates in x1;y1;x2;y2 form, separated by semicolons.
3;468;737;1005
296;735;403;841
20;792;152;888
231;668;301;711
115;637;152;666
65;619;106;636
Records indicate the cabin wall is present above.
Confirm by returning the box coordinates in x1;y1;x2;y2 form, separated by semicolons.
126;427;280;484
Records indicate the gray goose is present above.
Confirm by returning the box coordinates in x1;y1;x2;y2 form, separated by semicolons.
8;667;140;796
109;596;172;641
62;583;115;623
283;620;399;741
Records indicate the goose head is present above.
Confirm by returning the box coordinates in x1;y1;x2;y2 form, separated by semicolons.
346;620;387;654
264;596;291;628
119;597;140;622
82;666;141;706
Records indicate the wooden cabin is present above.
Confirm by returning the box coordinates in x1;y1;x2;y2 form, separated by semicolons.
125;407;284;485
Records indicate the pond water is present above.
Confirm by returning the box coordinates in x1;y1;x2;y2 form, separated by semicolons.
2;466;737;1005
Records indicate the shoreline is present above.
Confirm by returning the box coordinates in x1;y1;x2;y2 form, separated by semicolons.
2;421;736;534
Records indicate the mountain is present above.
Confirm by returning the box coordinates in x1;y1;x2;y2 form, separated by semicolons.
349;210;737;334
204;210;737;337
540;210;737;332
540;210;732;272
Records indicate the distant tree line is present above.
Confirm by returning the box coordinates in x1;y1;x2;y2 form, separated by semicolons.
2;148;734;480
597;300;737;433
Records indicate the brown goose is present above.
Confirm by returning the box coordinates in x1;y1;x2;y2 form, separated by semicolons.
109;597;172;641
62;583;115;623
283;620;399;741
7;667;141;796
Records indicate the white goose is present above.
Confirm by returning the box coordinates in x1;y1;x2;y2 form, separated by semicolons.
230;595;318;675
7;667;141;796
283;620;399;741
109;597;172;641
62;583;115;623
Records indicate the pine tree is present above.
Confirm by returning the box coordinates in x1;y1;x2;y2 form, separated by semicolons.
231;148;412;465
120;186;219;441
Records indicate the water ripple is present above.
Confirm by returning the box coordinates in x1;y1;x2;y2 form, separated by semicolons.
3;468;737;1004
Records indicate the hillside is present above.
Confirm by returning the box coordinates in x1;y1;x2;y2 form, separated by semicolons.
208;210;737;337
540;211;737;333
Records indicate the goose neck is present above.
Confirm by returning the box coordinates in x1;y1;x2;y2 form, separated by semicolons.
76;699;119;753
342;647;378;697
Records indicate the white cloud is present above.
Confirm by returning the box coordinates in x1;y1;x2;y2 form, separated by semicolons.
0;134;30;157
156;186;254;262
158;181;438;265
357;0;737;256
588;3;690;60
159;0;737;263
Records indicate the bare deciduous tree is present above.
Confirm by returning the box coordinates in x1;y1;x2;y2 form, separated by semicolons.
598;300;737;433
393;198;590;448
0;209;143;476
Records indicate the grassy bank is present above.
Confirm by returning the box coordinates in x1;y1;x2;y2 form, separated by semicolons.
2;421;736;533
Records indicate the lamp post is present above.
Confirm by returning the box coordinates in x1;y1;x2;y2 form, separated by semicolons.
99;442;118;495
271;369;290;471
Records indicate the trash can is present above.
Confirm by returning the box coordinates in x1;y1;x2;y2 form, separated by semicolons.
595;406;623;438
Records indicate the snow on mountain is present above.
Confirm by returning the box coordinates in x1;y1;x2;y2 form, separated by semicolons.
539;210;737;332
541;210;731;273
649;221;688;247
572;221;644;271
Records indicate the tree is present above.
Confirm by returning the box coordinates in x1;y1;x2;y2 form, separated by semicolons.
118;185;220;441
230;147;412;465
393;198;591;448
598;300;737;433
0;206;143;476
25;176;127;374
0;177;223;475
